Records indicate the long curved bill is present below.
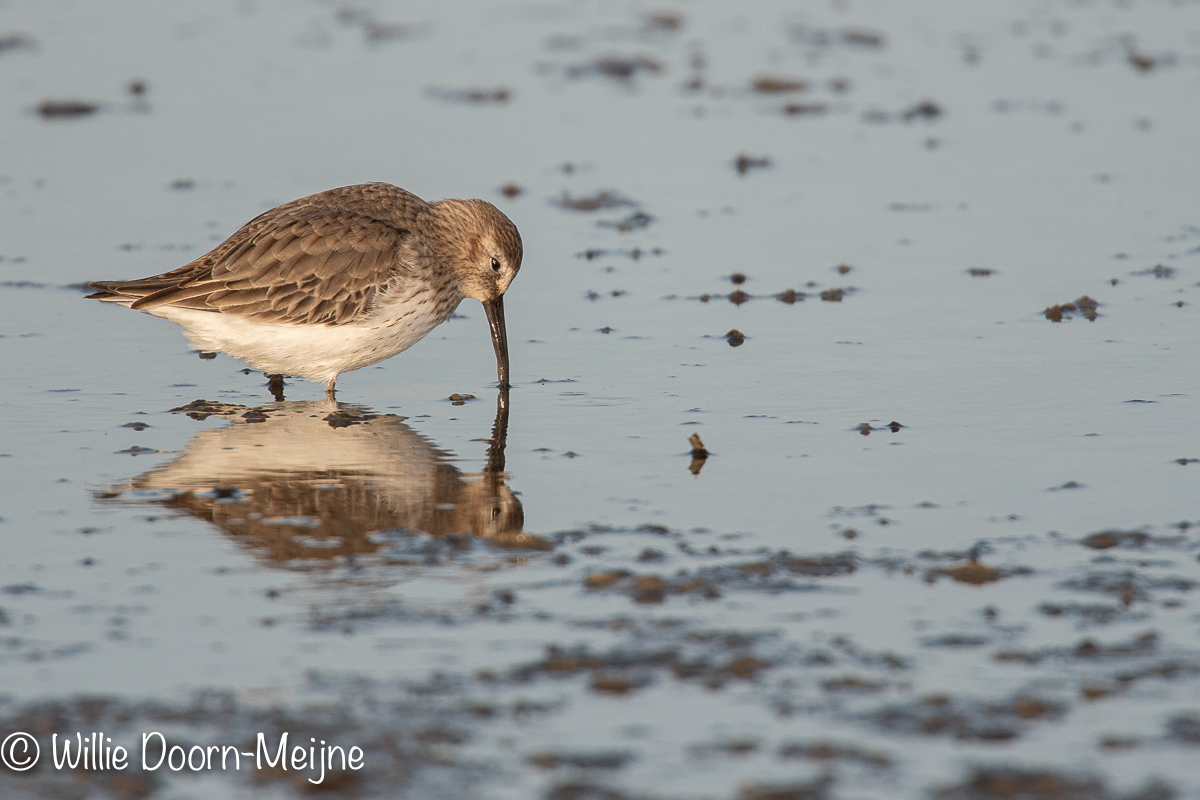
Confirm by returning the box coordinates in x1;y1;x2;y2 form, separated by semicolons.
483;296;510;389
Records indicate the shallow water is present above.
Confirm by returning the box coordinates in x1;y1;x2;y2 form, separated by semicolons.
2;0;1200;798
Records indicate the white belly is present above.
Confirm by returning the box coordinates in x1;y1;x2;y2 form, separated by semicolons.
151;291;463;382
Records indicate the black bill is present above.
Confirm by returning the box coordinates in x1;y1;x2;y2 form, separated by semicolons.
483;296;510;389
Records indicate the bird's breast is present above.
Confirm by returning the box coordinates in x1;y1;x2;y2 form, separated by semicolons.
369;282;463;343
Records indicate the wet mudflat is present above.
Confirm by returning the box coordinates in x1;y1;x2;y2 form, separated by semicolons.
2;1;1200;798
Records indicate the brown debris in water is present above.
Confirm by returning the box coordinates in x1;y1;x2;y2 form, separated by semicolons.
725;329;745;347
995;631;1159;665
585;571;629;590
1081;681;1122;701
567;55;664;81
578;247;663;260
645;11;683;31
819;288;845;302
923;560;1011;586
778;740;891;769
1038;603;1125;625
362;20;417;43
869;692;1065;743
967;268;994;277
322;409;380;428
1131;263;1175;279
591;674;638;694
0;33;35;54
690;286;816;304
727;655;763;678
37;99;99;118
554;190;635;212
598;211;654;232
690;737;759;757
1011;696;1057;719
511;639;768;693
499;182;523;198
842;28;886;47
734;153;772;176
426;86;510;103
574;548;854;604
545;784;636;800
632;575;665;604
933;768;1106;799
1127;47;1158;74
946;561;1002;585
1060;569;1194;608
1077;296;1101;317
169;398;259;421
783;102;827;116
902;100;943;121
739;777;833;800
822;675;886;693
855;422;901;436
526;750;634;770
777;552;857;576
1080;530;1149;550
1045;295;1099;321
1165;713;1200;745
790;26;886;49
751;75;808;93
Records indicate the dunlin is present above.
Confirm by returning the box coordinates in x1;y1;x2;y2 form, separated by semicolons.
88;182;522;398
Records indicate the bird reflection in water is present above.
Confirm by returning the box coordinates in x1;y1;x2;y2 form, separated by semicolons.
104;391;547;565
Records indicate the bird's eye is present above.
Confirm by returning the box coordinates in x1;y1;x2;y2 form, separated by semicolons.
490;257;501;272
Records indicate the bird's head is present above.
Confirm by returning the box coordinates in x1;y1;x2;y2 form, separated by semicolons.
429;199;523;388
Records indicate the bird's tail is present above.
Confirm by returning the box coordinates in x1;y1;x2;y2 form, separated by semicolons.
85;281;139;304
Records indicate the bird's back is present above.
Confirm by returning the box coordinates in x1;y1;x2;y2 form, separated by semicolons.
87;183;433;326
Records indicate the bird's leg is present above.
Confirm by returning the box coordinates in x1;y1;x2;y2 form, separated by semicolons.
324;377;337;401
267;374;285;401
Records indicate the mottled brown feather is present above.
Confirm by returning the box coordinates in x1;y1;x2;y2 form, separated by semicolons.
90;183;432;326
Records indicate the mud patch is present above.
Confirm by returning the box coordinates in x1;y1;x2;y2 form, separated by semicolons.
933;767;1172;800
1044;296;1099;322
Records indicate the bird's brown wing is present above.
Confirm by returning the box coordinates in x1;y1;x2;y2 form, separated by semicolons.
89;196;419;326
